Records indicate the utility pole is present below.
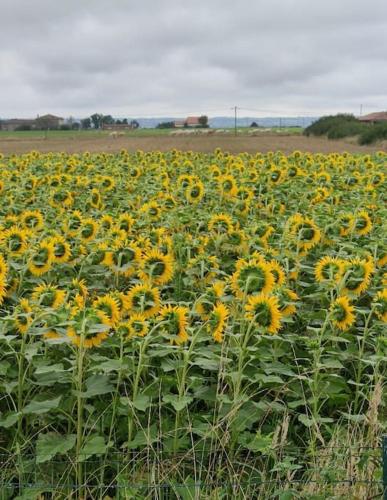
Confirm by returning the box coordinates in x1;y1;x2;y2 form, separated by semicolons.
359;104;363;117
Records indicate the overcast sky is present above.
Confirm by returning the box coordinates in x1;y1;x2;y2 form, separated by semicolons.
1;0;386;118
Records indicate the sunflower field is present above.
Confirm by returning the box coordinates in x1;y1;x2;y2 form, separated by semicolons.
0;149;386;498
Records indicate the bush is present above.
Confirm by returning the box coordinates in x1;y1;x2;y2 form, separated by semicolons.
304;114;365;138
359;122;387;144
15;124;32;131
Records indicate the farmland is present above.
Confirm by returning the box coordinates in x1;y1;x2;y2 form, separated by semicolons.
0;149;386;497
0;128;385;156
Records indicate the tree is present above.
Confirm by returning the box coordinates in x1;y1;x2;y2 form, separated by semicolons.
90;113;103;129
101;115;115;125
81;118;91;130
130;120;140;129
198;115;209;128
156;121;175;129
115;119;122;125
122;118;128;125
250;121;259;128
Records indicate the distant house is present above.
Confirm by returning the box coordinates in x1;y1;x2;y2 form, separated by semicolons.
172;117;203;128
358;111;387;123
35;114;65;129
185;116;201;127
0;114;65;131
101;123;135;131
1;119;36;131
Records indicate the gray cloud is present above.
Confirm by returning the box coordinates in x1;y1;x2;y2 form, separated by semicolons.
0;0;386;118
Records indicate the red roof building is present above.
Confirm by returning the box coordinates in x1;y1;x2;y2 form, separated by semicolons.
358;111;387;123
185;116;201;127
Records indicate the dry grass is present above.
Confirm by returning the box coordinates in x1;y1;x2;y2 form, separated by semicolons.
0;132;385;155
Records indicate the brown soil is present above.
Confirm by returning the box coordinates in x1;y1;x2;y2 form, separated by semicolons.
0;133;384;155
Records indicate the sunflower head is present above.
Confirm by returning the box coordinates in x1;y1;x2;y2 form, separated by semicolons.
159;304;189;344
244;294;282;334
330;296;355;331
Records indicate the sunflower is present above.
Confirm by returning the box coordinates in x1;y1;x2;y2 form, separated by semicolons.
118;213;135;233
126;283;161;318
28;241;55;276
93;294;121;327
275;288;299;316
330;296;355;331
15;298;33;334
186;181;205;204
231;258;274;299
338;214;355;237
64;210;83;236
101;214;114;232
342;258;374;296
0;253;7;280
110;240;142;274
118;314;149;338
79;218;99;242
208;302;229;343
0;227;29;255
99;175;115;191
158;304;189;344
139;249;174;285
290;215;321;252
50;235;72;263
218;174;238;197
268;260;286;287
354;211;372;236
177;174;193;189
50;189;73;209
69;278;88;307
208;213;234;234
32;283;66;309
245;294;282;334
140;201;162;221
20;210;44;231
315;256;345;284
373;289;387;322
90;188;102;208
67;307;110;348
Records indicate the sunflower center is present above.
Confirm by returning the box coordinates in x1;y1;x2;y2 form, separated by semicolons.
40;290;57;307
252;302;271;327
238;266;265;294
9;234;23;252
33;248;49;266
54;243;66;258
345;264;366;290
81;223;94;238
147;259;165;276
332;304;347;322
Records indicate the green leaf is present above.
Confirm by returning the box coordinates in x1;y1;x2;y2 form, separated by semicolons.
78;374;114;398
34;363;65;374
36;433;76;463
79;435;107;461
127;424;158;448
163;394;193;411
0;360;10;376
23;396;62;415
133;394;151;412
94;359;123;373
298;414;314;427
0;412;20;428
191;357;219;371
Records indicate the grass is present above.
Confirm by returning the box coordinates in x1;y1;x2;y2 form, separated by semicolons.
0;126;304;141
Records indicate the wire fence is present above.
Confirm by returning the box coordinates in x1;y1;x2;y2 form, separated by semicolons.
0;439;385;498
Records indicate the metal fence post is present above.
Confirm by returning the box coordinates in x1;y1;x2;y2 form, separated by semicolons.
383;435;387;500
